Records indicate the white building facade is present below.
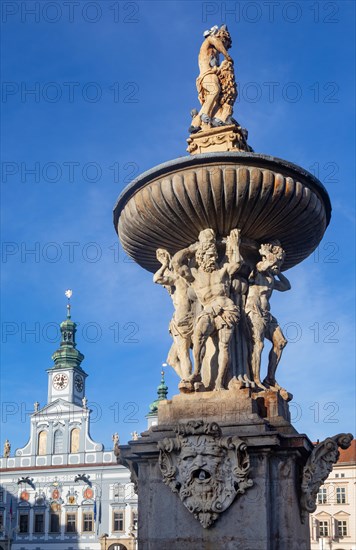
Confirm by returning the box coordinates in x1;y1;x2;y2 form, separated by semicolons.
310;440;356;550
0;302;137;550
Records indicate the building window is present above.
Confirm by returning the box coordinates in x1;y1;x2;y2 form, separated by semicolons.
82;511;93;532
132;510;138;530
50;512;60;533
0;512;4;532
336;487;346;504
70;428;80;453
66;513;76;533
319;521;329;537
317;487;327;504
38;430;47;455
0;490;3;502
126;484;135;500
34;513;44;533
335;473;339;478
113;510;124;532
19;513;29;533
340;473;345;478
113;484;125;499
337;520;348;537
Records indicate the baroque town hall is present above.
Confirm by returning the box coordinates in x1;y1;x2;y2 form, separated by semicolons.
0;301;138;550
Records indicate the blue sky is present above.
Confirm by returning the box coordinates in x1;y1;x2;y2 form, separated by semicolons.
1;0;355;452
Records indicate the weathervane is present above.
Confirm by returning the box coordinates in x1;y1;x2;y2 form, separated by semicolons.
65;289;73;319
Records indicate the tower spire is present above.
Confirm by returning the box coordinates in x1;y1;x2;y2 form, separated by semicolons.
65;289;72;319
51;290;84;369
147;365;168;422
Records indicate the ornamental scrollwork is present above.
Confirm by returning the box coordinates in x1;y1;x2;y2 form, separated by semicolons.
300;432;353;523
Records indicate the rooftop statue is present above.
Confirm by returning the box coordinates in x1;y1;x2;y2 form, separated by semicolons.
112;432;119;450
3;439;11;458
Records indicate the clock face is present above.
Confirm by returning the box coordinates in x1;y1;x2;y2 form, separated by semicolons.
74;374;83;392
53;373;69;390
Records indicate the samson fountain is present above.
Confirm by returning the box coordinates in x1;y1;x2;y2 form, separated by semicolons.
112;25;353;550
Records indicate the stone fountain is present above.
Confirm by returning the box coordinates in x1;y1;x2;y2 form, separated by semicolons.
113;25;352;550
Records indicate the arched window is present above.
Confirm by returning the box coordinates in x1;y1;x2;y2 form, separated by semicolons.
38;431;47;456
53;430;63;454
70;428;80;453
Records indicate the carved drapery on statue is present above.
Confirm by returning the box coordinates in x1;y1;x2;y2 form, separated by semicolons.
300;433;353;523
158;420;253;528
154;228;291;398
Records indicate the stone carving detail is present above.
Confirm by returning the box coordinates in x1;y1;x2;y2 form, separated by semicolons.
154;229;291;396
187;124;252;154
300;432;353;523
158;420;253;528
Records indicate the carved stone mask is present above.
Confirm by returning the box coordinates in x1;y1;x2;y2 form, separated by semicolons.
158;421;253;528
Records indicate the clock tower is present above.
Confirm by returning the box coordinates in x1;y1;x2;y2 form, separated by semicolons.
47;292;87;406
11;290;105;464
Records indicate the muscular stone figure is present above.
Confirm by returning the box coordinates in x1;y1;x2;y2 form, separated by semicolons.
190;25;236;132
154;248;195;380
245;242;291;390
174;229;242;390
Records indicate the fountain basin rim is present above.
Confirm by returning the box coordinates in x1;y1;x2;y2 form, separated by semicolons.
113;151;331;231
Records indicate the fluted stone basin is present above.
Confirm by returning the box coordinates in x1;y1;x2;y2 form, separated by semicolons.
113;152;331;272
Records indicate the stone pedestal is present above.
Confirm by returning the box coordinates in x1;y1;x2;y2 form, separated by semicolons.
120;388;313;550
186;125;251;154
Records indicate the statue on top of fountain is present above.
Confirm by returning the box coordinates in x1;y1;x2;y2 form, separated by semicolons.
190;24;236;132
187;25;253;154
154;229;291;398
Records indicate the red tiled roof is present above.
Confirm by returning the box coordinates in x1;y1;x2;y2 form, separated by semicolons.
338;439;356;464
311;438;355;464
